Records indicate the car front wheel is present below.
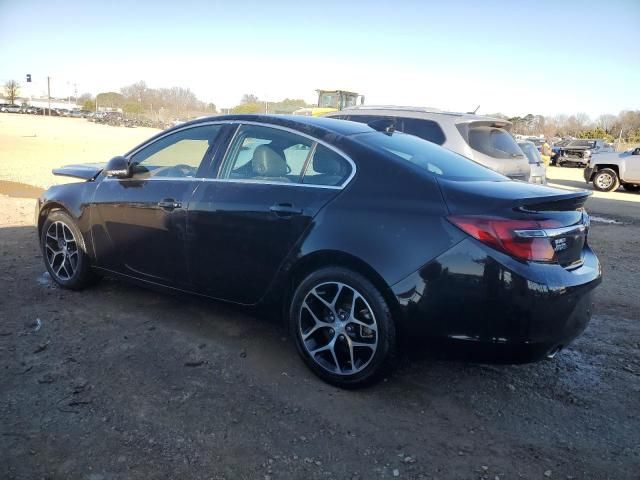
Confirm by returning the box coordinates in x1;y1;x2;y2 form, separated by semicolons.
40;210;99;290
592;168;620;192
289;267;396;388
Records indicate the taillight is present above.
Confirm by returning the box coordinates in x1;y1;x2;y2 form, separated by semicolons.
448;216;560;262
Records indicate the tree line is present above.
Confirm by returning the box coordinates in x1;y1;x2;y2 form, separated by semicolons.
3;78;639;143
501;111;640;143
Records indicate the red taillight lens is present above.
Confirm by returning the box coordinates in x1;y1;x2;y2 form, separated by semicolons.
448;216;558;262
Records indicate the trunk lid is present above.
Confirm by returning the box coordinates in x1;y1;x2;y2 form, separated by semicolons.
52;163;105;181
440;179;590;268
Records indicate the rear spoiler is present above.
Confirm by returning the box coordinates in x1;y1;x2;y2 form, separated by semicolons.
52;164;104;181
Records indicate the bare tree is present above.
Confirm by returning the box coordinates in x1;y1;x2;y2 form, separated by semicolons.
596;114;617;133
241;93;259;104
4;80;20;104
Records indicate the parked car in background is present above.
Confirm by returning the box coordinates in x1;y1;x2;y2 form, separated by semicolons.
518;140;547;184
1;104;22;113
70;110;91;118
556;139;615;167
39;108;60;116
551;139;573;165
37;114;601;387
327;106;532;182
584;147;640;192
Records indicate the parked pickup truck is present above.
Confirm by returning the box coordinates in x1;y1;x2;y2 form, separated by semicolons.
557;139;614;167
584;147;640;192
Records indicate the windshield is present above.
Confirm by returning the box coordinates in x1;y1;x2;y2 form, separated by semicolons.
318;92;340;109
467;126;524;159
568;140;596;148
355;131;506;181
518;142;542;164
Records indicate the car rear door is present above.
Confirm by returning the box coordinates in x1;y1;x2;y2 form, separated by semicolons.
186;122;354;304
90;123;225;288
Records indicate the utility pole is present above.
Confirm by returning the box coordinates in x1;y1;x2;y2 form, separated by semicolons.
47;76;51;116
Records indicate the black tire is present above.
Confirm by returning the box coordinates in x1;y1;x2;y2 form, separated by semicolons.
622;184;640;192
40;210;100;290
592;168;620;192
289;267;396;388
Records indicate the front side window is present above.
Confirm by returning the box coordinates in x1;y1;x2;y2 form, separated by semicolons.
467;126;524;159
129;124;223;178
220;125;313;183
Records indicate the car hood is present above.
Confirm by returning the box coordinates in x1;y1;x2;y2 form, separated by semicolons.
52;163;105;180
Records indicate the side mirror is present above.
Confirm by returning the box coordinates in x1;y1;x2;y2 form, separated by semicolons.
104;156;130;178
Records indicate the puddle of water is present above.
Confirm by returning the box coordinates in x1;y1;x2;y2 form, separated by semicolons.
590;215;623;224
0;181;44;199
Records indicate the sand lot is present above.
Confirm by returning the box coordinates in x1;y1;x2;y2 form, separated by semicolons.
1;113;639;479
0;114;160;188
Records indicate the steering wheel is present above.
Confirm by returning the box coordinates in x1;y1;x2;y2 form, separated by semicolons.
155;164;196;178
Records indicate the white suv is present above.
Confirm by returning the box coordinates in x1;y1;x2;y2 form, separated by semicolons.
327;106;531;182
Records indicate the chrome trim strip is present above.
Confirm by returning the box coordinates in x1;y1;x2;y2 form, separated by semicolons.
514;224;587;239
103;176;343;189
118;119;357;190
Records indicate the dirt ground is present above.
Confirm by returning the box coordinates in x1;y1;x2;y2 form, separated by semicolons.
1;114;639;479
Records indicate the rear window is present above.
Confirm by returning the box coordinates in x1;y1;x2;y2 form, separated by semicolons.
355;131;505;181
467;126;523;159
340;115;446;145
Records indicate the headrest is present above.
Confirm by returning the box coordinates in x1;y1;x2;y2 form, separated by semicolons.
251;145;288;177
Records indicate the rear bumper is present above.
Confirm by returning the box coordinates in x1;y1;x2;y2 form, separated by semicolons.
391;238;602;362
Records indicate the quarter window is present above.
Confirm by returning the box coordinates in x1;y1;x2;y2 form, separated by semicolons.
129;125;222;178
303;145;352;186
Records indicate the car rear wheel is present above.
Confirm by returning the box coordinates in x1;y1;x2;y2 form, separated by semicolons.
289;267;396;388
40;211;100;290
592;168;620;192
622;184;640;192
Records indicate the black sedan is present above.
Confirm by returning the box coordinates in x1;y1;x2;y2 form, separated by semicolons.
37;115;601;387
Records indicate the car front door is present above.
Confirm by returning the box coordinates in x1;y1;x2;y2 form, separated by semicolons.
90;123;225;287
624;149;640;182
187;123;355;304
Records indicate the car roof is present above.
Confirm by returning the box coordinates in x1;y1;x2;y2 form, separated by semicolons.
332;105;511;126
179;114;375;137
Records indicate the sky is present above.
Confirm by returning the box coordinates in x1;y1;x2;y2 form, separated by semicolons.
0;0;638;118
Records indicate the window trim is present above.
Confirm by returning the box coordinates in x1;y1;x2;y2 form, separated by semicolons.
109;120;357;190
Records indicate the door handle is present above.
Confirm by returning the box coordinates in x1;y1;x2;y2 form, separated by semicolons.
270;203;303;217
158;199;182;210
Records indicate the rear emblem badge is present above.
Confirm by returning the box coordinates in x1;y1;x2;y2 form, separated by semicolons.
554;238;568;252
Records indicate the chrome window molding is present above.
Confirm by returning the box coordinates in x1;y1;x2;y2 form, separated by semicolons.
104;176;344;190
116;119;357;190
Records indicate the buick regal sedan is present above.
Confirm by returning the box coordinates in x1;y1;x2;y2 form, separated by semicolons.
37;115;601;387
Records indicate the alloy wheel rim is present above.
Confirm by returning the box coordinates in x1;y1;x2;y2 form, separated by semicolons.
44;221;79;281
596;173;613;189
299;282;378;376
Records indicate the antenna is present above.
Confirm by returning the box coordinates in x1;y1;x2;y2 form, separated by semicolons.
471;105;480;114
